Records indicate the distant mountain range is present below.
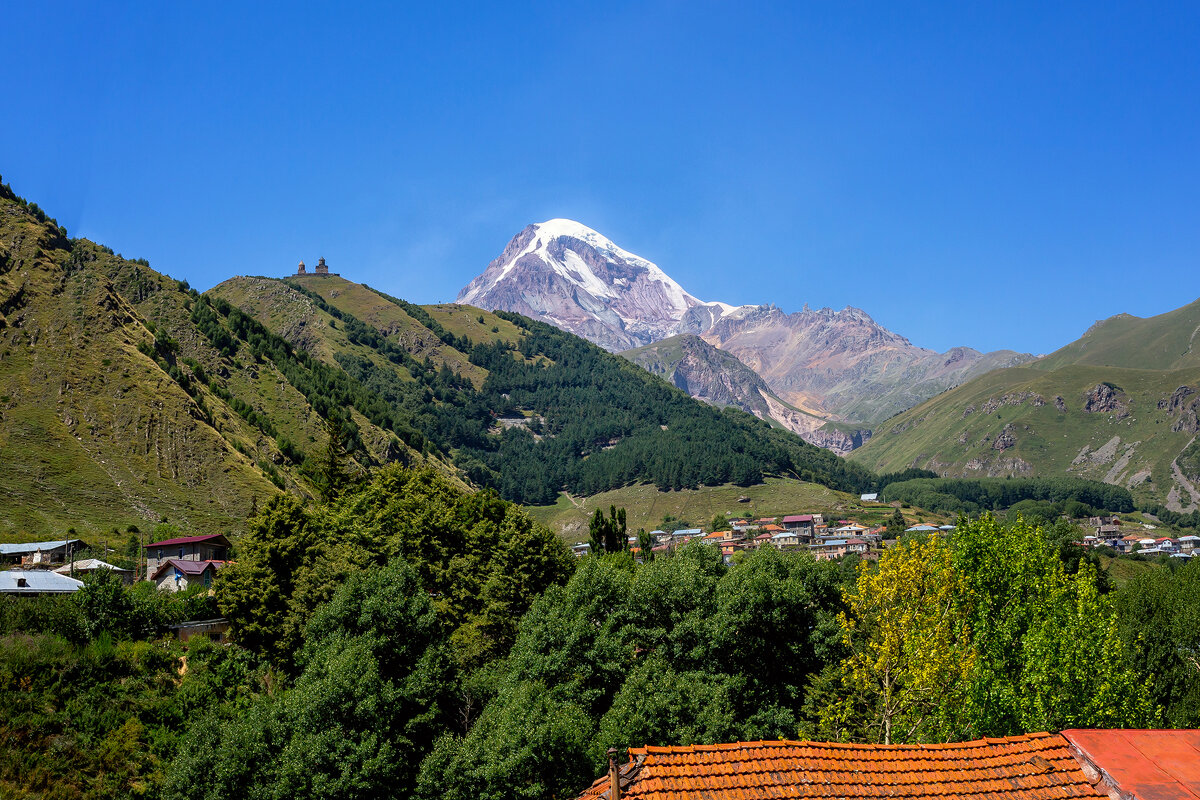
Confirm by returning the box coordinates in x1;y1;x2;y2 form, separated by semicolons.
456;219;1033;442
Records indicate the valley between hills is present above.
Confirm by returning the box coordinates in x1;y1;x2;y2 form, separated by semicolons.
2;176;1198;543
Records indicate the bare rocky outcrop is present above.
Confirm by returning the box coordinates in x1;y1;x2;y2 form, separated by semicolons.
992;423;1017;451
1083;383;1130;418
981;392;1043;415
623;334;872;454
1158;385;1200;434
802;426;873;455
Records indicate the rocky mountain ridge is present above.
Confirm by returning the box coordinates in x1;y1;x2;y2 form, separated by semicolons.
621;335;869;455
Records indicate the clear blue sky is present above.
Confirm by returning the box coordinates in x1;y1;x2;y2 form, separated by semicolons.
3;1;1198;354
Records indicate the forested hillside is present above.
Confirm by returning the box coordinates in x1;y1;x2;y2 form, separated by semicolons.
212;274;879;505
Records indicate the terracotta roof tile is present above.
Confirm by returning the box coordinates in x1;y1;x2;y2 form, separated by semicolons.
576;735;1109;800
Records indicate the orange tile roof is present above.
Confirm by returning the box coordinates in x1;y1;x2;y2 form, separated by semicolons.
576;734;1108;800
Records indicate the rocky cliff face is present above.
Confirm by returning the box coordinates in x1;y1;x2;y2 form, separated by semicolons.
621;335;866;454
622;335;773;414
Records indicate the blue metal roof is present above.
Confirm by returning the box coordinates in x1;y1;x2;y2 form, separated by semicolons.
0;539;83;555
1;570;84;593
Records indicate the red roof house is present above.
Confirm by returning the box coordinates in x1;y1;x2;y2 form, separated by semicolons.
1062;729;1200;800
145;534;230;579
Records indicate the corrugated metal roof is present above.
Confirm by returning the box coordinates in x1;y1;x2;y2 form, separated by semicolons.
53;559;130;574
0;539;83;555
0;570;84;593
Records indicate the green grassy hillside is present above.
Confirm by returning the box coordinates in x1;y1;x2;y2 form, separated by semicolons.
852;355;1200;512
525;477;933;542
0;180;914;539
0;183;286;538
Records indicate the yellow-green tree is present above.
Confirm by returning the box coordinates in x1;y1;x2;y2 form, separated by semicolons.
825;534;974;743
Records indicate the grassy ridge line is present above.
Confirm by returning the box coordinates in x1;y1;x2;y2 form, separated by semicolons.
0;199;287;538
1033;297;1200;372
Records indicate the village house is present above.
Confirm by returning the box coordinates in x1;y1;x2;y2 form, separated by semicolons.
144;533;231;578
0;539;85;567
831;522;868;538
810;538;870;560
719;541;745;563
781;514;814;536
169;618;231;644
770;531;801;551
670;528;704;546
151;559;224;592
1112;534;1141;554
1178;535;1200;553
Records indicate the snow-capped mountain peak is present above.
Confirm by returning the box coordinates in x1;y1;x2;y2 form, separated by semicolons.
457;219;728;350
